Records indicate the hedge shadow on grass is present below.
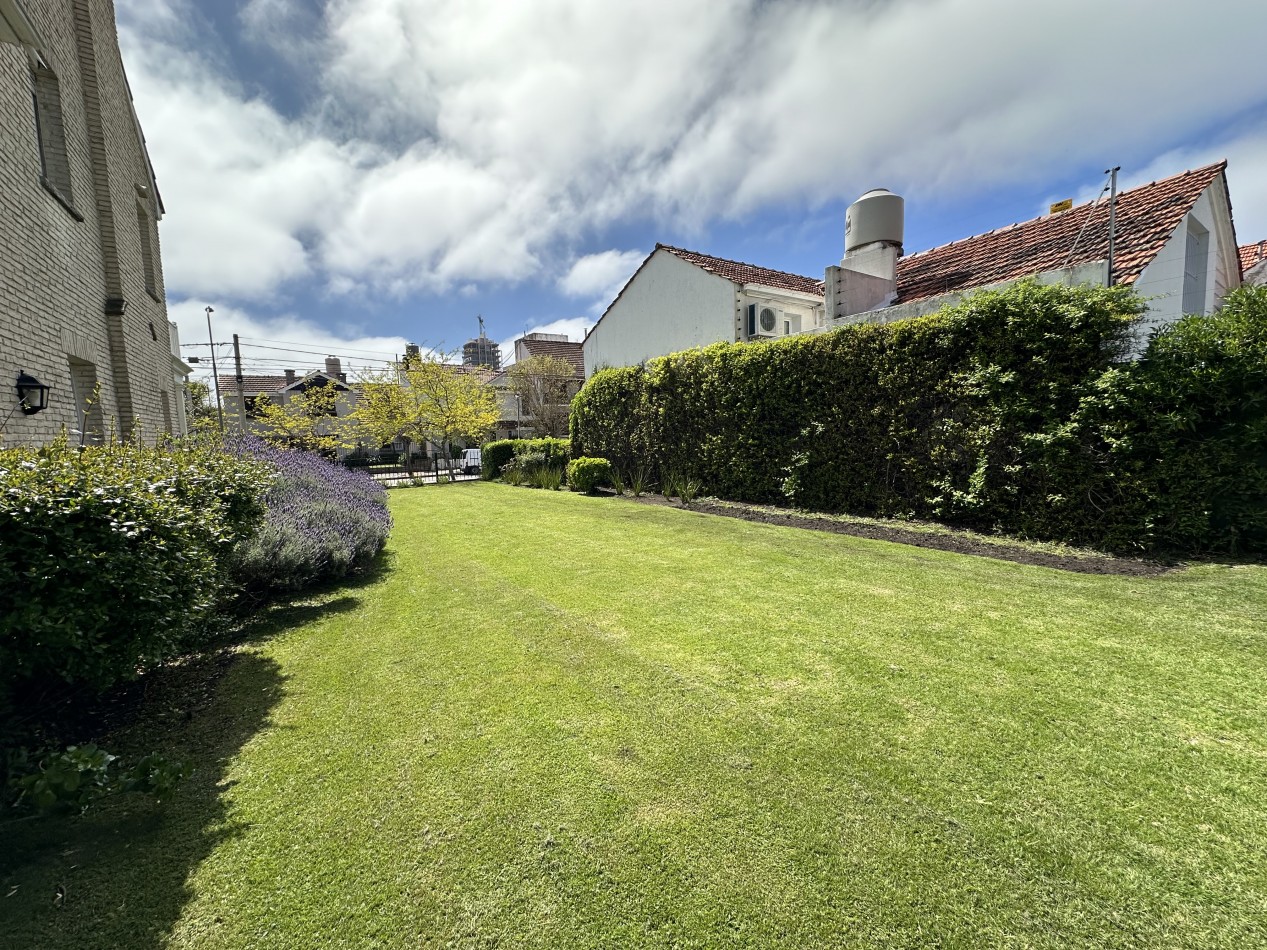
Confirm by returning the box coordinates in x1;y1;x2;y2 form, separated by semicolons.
0;585;371;949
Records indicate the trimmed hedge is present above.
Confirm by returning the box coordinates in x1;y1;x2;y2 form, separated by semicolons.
0;437;271;699
481;439;517;479
482;437;571;479
571;282;1267;554
567;457;612;494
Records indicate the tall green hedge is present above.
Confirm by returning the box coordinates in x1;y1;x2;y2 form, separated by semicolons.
571;282;1267;554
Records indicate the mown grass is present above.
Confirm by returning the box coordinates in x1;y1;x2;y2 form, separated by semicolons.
5;482;1267;948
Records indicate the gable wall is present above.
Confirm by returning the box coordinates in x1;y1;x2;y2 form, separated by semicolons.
1132;183;1238;341
582;250;737;377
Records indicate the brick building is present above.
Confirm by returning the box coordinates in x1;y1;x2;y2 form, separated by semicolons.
1;0;183;446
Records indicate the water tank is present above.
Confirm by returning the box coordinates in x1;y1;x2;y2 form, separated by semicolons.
845;188;904;255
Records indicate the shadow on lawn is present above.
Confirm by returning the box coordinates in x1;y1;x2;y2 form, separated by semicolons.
0;578;374;949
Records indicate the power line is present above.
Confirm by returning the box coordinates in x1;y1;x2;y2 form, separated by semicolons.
238;336;405;359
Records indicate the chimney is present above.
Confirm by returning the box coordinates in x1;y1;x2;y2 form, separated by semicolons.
324;356;342;377
826;188;904;324
284;368;296;384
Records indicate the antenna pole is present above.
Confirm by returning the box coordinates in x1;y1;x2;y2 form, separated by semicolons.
1105;166;1120;286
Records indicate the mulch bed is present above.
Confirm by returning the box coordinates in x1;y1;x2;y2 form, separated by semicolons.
628;494;1173;577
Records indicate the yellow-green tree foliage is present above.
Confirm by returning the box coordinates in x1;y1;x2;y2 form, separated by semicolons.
249;382;350;455
352;359;499;462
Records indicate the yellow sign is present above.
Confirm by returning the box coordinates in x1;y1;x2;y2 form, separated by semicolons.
1049;198;1073;214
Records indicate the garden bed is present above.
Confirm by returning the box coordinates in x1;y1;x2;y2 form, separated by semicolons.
630;494;1173;576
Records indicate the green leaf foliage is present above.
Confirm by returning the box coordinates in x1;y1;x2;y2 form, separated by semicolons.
572;282;1267;554
566;457;613;494
0;436;271;704
481;439;517;479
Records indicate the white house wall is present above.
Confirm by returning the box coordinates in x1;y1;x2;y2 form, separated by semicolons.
582;250;736;377
1132;184;1237;339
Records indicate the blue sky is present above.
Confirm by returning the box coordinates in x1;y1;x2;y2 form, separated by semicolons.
115;0;1267;381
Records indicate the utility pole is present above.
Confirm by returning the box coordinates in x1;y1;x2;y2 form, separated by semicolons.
205;306;224;433
232;333;247;435
1105;166;1120;286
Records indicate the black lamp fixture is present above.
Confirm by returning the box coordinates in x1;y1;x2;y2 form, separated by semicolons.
16;371;50;415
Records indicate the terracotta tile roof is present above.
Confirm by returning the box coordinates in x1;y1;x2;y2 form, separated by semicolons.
516;337;585;377
895;161;1228;303
1240;240;1267;274
658;244;824;295
217;371;351;394
217;374;289;394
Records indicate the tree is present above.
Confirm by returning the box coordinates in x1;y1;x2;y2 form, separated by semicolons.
352;358;499;474
185;379;220;434
507;354;577;438
250;382;350;455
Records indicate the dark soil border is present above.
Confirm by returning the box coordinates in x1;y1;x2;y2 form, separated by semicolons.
629;494;1174;577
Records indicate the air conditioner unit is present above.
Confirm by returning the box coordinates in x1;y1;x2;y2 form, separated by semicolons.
747;303;781;338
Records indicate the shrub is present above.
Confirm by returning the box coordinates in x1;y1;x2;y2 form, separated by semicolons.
481;440;517;479
572;282;1151;549
0;436;270;701
6;744;189;814
567;457;612;493
572;282;1267;554
1093;286;1267;552
491;438;571;487
229;438;392;594
517;437;571;470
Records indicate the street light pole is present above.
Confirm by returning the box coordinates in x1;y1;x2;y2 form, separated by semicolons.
206;306;224;434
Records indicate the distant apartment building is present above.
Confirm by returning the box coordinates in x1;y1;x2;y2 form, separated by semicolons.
1;0;183;445
462;320;501;371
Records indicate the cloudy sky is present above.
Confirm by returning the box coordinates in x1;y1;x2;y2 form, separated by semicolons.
116;0;1267;378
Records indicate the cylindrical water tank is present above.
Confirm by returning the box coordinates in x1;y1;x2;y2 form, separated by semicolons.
845;188;904;254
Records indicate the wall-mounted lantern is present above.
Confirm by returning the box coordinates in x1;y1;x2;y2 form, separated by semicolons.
16;371;50;415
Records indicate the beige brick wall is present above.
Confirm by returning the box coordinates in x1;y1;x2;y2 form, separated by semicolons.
0;0;180;447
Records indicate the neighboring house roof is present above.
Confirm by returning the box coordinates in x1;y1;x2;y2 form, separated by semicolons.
516;337;585;377
658;244;825;295
219;375;289;395
1240;240;1266;275
895;161;1229;303
217;371;350;396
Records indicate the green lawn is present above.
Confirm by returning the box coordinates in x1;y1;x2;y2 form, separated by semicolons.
6;483;1267;948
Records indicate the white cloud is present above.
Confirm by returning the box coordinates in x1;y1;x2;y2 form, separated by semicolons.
557;249;646;302
120;0;1267;306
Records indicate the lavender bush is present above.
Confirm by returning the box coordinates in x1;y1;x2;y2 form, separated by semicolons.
229;438;392;594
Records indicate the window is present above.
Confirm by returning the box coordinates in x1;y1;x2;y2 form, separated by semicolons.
67;358;102;444
159;390;172;434
31;63;74;203
137;203;159;297
1182;218;1209;316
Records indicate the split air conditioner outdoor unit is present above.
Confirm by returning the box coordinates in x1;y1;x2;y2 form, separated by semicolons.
747;303;781;338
